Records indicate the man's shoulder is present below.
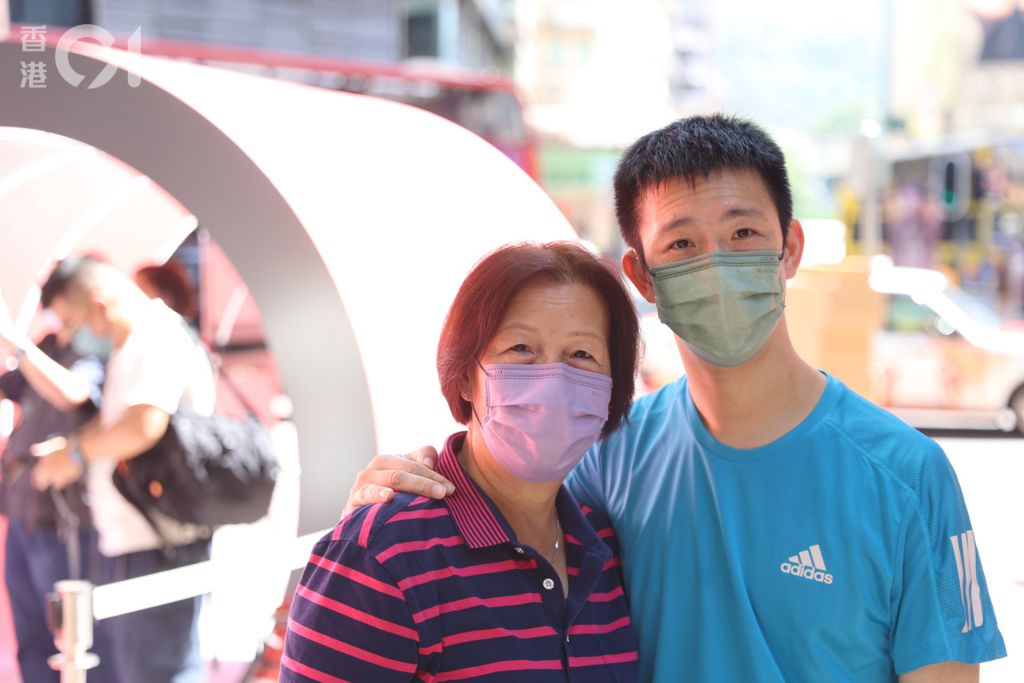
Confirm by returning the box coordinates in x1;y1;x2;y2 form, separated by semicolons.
630;377;687;416
821;379;948;494
320;493;453;557
136;304;194;347
600;377;689;449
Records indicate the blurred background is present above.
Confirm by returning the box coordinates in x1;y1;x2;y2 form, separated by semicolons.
0;0;1022;680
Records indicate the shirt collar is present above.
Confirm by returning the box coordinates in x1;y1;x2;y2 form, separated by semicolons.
438;432;609;559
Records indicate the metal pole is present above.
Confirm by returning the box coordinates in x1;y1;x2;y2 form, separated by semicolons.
47;580;100;683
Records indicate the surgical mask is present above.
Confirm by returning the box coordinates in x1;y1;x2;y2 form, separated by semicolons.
477;363;612;483
70;325;113;360
650;250;786;367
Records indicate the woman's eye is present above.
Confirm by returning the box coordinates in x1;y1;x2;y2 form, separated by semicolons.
507;344;530;353
571;350;595;360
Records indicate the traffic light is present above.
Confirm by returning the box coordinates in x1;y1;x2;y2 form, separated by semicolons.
942;160;957;211
933;153;971;221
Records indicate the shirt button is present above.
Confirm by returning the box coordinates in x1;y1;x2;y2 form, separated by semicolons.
542;578;555;590
514;547;525;555
564;634;570;645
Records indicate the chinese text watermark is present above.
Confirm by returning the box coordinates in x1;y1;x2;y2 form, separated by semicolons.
17;24;142;89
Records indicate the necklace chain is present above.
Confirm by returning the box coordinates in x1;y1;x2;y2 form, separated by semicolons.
547;517;561;565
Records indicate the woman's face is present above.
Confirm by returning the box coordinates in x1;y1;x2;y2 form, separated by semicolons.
466;279;611;405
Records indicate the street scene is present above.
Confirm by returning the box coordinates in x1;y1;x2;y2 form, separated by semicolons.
0;0;1022;681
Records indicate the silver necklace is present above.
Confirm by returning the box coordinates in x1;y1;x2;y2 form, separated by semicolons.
547;517;562;565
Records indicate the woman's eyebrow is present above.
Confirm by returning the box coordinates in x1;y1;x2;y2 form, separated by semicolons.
497;322;538;334
569;330;606;341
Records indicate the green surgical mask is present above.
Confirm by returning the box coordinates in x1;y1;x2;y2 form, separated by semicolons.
649;250;786;367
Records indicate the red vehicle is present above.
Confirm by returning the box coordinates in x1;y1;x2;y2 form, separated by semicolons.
138;37;538;180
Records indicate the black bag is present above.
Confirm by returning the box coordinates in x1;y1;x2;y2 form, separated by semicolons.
113;405;278;527
112;332;279;529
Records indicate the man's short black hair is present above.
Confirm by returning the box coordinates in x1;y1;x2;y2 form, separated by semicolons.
40;255;107;309
613;114;793;259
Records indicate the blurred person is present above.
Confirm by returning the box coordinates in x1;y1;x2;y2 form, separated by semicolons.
281;243;640;682
0;290;119;683
134;259;197;324
30;255;215;683
346;115;1005;681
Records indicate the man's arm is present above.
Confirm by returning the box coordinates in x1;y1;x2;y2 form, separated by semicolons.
900;661;978;683
890;442;1005;675
15;343;97;411
342;447;454;517
31;404;169;490
77;403;169;461
0;296;97;410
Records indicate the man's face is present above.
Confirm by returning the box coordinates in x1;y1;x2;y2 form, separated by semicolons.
47;296;77;347
622;168;803;303
50;294;110;344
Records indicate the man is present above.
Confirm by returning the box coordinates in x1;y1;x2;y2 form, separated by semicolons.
345;115;1005;681
31;256;215;683
0;287;118;682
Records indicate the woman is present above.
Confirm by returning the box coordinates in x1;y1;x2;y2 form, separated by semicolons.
281;242;641;682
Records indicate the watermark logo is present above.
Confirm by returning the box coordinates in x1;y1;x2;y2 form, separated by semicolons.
18;24;142;89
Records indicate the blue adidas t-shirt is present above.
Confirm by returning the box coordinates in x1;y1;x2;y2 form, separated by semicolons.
567;373;1006;682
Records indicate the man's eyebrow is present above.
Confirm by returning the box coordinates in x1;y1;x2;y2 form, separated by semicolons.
656;206;767;237
721;206;766;221
656;216;692;236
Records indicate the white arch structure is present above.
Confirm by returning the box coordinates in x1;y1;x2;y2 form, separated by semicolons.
0;39;576;541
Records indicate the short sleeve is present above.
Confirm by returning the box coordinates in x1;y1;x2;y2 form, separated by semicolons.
118;330;193;414
0;367;26;403
565;442;608;514
281;539;420;682
890;445;1006;673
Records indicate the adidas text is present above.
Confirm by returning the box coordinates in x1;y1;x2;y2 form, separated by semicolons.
779;562;833;584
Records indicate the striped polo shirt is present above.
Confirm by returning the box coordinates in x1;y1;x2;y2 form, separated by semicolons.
281;431;639;682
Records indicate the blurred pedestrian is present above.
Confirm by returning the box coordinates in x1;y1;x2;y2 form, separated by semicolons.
0;288;118;683
31;256;215;683
134;259;197;325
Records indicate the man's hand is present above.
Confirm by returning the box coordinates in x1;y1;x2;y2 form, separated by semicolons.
343;446;454;517
0;292;29;353
30;436;84;491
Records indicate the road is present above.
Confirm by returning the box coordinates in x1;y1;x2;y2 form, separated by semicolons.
936;433;1023;680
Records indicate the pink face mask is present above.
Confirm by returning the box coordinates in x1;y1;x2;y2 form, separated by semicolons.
478;363;613;483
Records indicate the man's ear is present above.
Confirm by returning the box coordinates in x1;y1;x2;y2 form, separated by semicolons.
782;219;805;280
623;249;656;304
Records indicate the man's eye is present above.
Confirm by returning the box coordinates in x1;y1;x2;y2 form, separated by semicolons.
734;228;756;239
669;239;693;250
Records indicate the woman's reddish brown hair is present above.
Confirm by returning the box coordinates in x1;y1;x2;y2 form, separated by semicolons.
437;241;640;437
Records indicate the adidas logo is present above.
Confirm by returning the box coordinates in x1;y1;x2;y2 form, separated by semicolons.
779;544;834;585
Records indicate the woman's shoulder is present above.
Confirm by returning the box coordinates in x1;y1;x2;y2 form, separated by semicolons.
318;493;452;556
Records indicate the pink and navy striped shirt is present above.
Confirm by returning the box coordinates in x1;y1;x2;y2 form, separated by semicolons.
281;432;639;682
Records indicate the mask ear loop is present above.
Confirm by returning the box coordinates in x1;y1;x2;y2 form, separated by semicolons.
467;360;492;429
777;233;788;307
